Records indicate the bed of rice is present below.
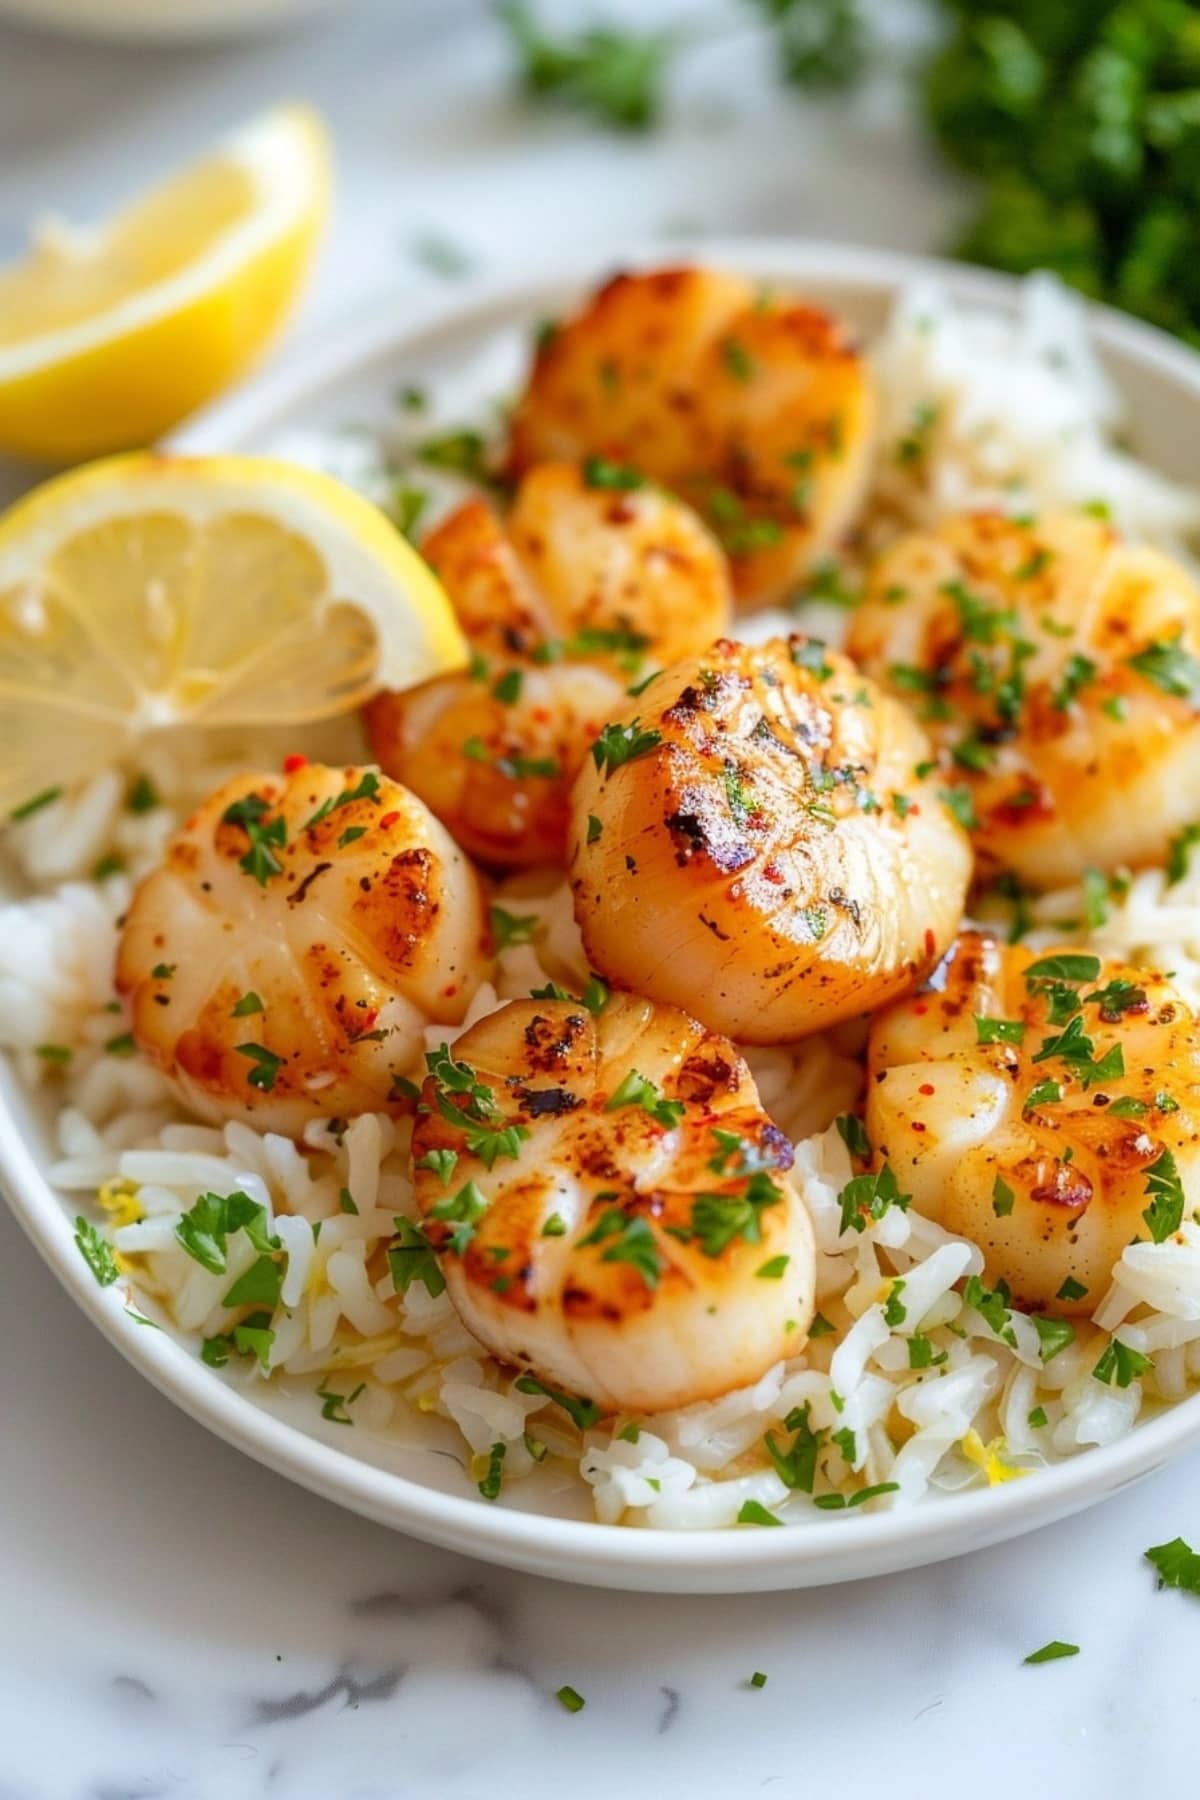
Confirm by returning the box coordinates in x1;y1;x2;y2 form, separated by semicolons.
6;274;1200;1529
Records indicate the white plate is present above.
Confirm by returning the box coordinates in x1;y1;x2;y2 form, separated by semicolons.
0;0;346;42
7;240;1200;1594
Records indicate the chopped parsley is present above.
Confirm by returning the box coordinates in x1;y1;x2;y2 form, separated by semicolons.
1127;631;1200;706
1145;1536;1200;1595
492;668;524;706
881;1277;908;1328
428;1180;490;1252
749;1671;768;1689
231;991;264;1017
578;1207;662;1288
790;637;833;680
975;1016;1026;1046
605;1068;684;1128
74;1216;119;1286
586;813;603;844
317;1383;364;1426
836;1163;911;1235
1024;1641;1079;1665
815;1483;901;1510
737;1499;783;1526
1142;1148;1185;1243
992;1174;1016;1217
1168;822;1200;886
222;792;286;885
1081;868;1109;928
964;1273;1016;1346
1056;1276;1088;1302
175;1190;279;1275
415;1148;458;1185
387;1217;446;1297
302;770;381;830
1031;1013;1124;1086
477;1441;507;1500
672;1173;784;1258
1092;1338;1153;1388
1025;952;1101;987
388;484;429;540
591;718;662;776
202;1310;275;1371
1032;1315;1076;1363
462;737;561;780
1052;652;1097;711
11;784;64;822
895;400;938;465
756;1254;790;1279
541;1212;568;1237
490;906;538;950
416;427;491;481
721;336;756;381
126;773;160;814
835;1113;871;1159
514;1374;601;1432
222;1253;284;1310
940;785;979;831
582;454;644;490
556;1685;586;1714
722;762;760;825
235;1041;285;1093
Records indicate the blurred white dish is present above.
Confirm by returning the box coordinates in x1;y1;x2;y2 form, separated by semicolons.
0;0;347;41
6;240;1200;1592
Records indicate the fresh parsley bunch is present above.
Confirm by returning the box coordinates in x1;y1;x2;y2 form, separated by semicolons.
925;0;1200;340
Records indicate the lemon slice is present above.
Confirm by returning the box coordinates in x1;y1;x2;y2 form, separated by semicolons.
0;452;467;812
0;105;330;463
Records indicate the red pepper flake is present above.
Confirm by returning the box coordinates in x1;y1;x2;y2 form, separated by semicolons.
913;1003;928;1016
919;1082;935;1096
924;929;936;958
761;863;785;886
532;708;552;725
443;983;458;998
379;810;401;829
283;752;308;773
911;1121;927;1134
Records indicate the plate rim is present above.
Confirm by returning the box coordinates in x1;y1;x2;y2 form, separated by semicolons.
8;236;1200;1591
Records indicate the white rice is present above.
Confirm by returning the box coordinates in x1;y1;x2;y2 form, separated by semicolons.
5;273;1200;1527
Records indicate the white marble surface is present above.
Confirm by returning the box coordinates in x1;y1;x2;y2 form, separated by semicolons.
2;3;1199;1794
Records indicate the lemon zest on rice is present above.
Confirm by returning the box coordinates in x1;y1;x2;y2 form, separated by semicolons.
960;1428;1029;1486
98;1177;143;1229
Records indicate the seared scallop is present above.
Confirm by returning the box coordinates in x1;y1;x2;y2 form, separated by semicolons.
567;636;971;1042
509;266;875;608
365;461;731;866
866;930;1200;1312
116;762;489;1132
409;994;816;1414
848;510;1200;887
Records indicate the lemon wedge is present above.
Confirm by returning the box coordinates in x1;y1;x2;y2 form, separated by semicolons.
0;452;467;813
0;105;330;462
